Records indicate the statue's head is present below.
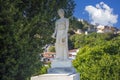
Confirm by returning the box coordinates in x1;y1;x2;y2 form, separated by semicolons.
57;9;64;18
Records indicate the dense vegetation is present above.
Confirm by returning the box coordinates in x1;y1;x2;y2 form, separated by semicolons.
1;0;119;80
0;0;75;80
72;33;120;80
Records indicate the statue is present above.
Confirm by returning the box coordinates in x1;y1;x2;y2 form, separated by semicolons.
31;9;80;80
52;9;69;60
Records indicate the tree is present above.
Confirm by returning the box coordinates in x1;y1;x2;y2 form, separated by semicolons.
69;17;92;31
69;17;84;30
69;33;115;49
0;0;75;80
73;34;120;80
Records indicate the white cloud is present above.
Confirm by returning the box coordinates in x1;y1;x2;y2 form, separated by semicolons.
85;2;118;26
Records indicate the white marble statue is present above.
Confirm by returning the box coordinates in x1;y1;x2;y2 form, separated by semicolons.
52;9;69;60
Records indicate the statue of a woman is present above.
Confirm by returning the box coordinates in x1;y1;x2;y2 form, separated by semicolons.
52;9;69;60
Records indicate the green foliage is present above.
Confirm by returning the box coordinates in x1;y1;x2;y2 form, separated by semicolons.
73;34;120;80
0;0;75;80
36;66;49;75
69;34;85;48
69;17;91;31
70;33;116;49
69;17;83;30
48;46;55;52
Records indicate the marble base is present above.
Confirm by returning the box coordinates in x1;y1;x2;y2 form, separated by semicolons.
31;73;80;80
48;59;76;74
31;59;80;80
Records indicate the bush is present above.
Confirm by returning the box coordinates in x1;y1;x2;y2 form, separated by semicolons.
73;35;120;80
69;33;116;49
48;46;55;52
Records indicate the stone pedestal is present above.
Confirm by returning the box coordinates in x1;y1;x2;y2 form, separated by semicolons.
51;60;72;68
31;9;80;79
31;73;80;80
31;59;80;80
48;60;76;74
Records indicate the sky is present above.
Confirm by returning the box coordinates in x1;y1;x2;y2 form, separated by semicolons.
73;0;120;28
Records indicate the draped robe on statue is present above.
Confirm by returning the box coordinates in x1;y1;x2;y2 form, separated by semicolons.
53;18;69;60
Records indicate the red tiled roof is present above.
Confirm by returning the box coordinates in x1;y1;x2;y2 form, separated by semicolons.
43;52;55;55
42;49;78;58
42;52;55;58
69;49;77;52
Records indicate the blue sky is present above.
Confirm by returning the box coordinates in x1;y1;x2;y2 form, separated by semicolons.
73;0;120;28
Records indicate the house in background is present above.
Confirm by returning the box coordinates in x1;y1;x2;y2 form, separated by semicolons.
41;49;79;64
104;26;116;33
117;30;120;34
69;49;79;60
97;25;117;33
116;29;120;35
97;25;105;33
87;25;97;33
74;29;83;34
41;52;55;64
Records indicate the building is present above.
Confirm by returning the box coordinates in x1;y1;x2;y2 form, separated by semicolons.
41;49;79;64
117;30;120;34
97;25;105;33
41;52;55;64
96;25;117;33
69;49;79;60
87;25;97;33
74;29;83;34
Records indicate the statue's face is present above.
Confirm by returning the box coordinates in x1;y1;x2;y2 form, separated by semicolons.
58;9;64;18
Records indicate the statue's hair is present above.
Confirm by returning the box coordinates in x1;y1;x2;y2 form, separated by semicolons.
58;9;64;14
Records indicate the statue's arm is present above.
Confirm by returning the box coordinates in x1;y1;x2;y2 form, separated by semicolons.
52;21;57;38
54;21;57;35
66;19;69;33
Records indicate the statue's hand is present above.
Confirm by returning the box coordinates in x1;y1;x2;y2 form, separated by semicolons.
62;38;65;42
